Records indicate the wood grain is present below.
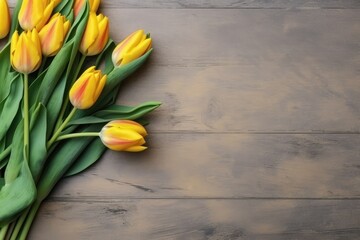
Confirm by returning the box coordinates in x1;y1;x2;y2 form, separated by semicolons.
104;9;360;132
7;0;360;9
1;1;359;239
29;199;360;240
50;134;360;199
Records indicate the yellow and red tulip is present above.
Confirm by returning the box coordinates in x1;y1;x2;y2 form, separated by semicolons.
69;66;107;109
39;13;71;56
74;0;101;18
112;29;152;67
100;120;148;152
18;0;60;31
0;0;10;39
79;12;109;56
10;30;42;74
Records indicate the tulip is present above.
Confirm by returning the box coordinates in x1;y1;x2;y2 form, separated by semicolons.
69;66;107;109
11;30;42;74
18;0;60;31
0;0;10;39
74;0;100;18
39;13;71;56
112;29;152;67
79;12;109;56
100;120;148;152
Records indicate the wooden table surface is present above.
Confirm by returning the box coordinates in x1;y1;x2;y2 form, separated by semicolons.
8;0;360;239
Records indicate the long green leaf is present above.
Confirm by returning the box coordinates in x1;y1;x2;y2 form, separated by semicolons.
70;101;161;125
37;125;102;201
0;122;36;226
46;75;66;138
29;104;47;180
0;74;23;141
0;43;11;102
65;138;106;177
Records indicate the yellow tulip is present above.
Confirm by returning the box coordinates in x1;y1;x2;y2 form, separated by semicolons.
69;66;107;109
10;30;42;74
39;13;71;56
74;0;100;18
18;0;60;31
112;30;152;67
0;0;10;39
100;120;148;152
79;12;109;56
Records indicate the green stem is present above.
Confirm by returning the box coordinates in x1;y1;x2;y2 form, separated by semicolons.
0;145;11;163
54;54;86;130
18;202;41;240
0;225;9;240
9;208;30;240
56;132;99;141
23;74;29;161
47;108;77;148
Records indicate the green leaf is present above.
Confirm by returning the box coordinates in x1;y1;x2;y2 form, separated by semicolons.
65;138;106;177
29;70;47;108
95;39;115;74
92;49;153;110
0;43;11;102
70;101;161;125
55;0;74;17
9;0;23;36
37;125;102;201
0;161;36;226
102;49;153;97
29;104;47;180
0;74;23;141
46;75;67;138
0;122;36;226
37;42;73;105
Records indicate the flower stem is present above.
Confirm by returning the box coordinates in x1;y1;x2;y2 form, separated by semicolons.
0;225;9;240
54;54;86;130
9;208;30;240
18;201;41;240
47;107;77;148
23;74;29;161
0;145;11;163
56;132;99;141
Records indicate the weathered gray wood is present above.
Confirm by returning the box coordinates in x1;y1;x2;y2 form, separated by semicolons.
8;0;360;9
2;9;360;132
29;199;360;240
50;134;360;199
104;9;360;132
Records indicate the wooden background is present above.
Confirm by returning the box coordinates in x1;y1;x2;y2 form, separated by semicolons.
6;0;360;239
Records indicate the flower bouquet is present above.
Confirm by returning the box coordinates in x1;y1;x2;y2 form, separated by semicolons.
0;0;159;239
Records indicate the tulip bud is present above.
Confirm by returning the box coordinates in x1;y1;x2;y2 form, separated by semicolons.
39;13;71;56
11;30;42;74
112;30;152;67
74;0;101;18
0;0;10;39
18;0;60;31
79;12;109;56
100;120;148;152
69;66;107;109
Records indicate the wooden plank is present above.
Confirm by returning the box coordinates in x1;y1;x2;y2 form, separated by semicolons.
8;0;360;9
50;134;360;199
106;9;360;132
29;199;360;240
2;10;360;131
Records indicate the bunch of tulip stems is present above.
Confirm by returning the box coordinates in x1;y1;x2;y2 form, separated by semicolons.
0;0;160;239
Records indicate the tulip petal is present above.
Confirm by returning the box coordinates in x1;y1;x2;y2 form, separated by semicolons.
80;12;99;55
0;0;10;39
87;16;109;56
125;146;147;152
